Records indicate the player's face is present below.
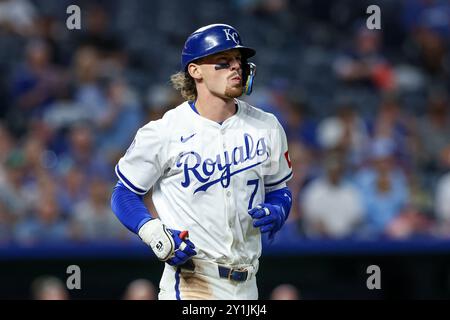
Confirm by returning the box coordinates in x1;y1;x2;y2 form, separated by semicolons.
197;49;243;99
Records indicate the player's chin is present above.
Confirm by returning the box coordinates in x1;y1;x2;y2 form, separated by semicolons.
224;85;243;98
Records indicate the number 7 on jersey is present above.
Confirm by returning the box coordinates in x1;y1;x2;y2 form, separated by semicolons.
247;179;259;210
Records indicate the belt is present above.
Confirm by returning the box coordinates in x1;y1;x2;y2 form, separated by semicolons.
218;266;248;282
179;259;257;282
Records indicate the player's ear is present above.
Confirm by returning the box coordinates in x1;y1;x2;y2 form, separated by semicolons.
187;63;202;80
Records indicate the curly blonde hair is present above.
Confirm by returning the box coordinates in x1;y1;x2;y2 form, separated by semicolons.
170;71;197;102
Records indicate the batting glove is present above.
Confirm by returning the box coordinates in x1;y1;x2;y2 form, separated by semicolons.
248;203;286;239
138;219;196;266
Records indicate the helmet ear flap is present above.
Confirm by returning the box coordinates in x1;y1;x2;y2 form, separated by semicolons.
242;61;256;95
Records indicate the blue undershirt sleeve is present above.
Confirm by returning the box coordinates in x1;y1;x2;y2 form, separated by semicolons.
111;181;153;234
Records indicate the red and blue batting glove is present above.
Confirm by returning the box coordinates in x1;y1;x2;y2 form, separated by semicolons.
137;219;196;266
166;229;196;266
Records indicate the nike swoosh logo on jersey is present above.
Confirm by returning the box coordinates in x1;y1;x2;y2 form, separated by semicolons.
180;133;196;143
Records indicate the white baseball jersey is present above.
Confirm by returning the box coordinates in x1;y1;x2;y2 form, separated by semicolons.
116;99;292;267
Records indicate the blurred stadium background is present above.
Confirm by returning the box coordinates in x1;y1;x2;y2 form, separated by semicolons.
0;0;449;299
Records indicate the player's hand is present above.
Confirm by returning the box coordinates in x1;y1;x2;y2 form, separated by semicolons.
248;203;286;239
165;229;197;266
138;219;196;265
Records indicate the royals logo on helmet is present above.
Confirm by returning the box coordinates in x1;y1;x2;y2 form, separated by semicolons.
223;28;240;44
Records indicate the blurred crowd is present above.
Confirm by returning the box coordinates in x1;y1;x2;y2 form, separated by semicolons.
30;275;158;300
30;275;300;300
0;0;449;246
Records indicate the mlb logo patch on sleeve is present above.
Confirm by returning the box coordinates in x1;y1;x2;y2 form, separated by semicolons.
284;151;292;168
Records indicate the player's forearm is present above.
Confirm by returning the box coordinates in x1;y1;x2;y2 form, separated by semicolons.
111;181;153;234
264;187;293;222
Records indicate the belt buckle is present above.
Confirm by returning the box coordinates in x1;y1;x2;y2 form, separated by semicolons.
227;268;234;280
228;267;248;281
239;268;249;281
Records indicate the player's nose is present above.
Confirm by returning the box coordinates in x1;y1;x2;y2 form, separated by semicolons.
229;58;242;71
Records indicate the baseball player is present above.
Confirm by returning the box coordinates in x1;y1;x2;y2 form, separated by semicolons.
111;24;293;300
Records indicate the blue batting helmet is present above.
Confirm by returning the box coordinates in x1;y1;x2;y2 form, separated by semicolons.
181;24;257;95
181;24;256;71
